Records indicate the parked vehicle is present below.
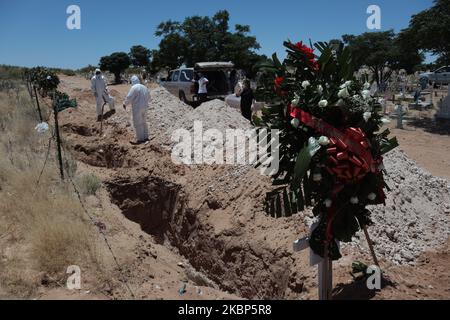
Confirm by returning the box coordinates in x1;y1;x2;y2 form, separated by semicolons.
419;66;450;85
159;62;234;106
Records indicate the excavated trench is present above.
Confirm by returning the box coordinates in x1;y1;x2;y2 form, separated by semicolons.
72;143;138;169
54;120;301;297
64;127;299;298
105;174;298;299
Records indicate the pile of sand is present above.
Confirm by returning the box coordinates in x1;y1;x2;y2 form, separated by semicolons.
169;99;251;133
168;99;253;165
361;149;449;265
148;87;193;138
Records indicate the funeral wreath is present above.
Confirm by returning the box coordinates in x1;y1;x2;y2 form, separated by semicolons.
255;40;398;260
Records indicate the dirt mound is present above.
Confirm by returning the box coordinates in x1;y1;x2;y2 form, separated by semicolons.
148;87;193;138
169;99;253;164
170;99;251;133
354;149;450;265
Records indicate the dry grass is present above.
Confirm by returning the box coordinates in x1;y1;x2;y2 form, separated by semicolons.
77;173;102;196
0;86;104;298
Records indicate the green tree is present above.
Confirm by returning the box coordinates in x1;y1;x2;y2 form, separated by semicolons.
394;31;425;73
151;33;188;71
99;52;131;84
152;10;264;76
129;45;151;67
342;31;422;86
401;0;450;65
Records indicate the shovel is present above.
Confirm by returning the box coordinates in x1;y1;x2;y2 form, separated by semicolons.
99;91;108;136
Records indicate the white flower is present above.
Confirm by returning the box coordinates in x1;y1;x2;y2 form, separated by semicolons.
336;99;345;107
317;85;323;94
340;80;352;89
318;136;330;146
302;81;310;89
318;99;328;108
291;97;300;107
368;193;377;201
46;76;52;80
313;173;322;182
338;87;350;98
350;196;359;204
324;199;332;208
364;82;371;90
291;118;300;128
286;65;297;74
363;112;372;122
361;90;371;100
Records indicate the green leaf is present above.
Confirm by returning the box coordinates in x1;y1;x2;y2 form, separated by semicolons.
275;193;282;218
332;211;360;242
283;188;292;217
289;190;298;213
380;137;399;155
303;175;312;207
272;53;282;68
295;187;304;211
293;144;312;183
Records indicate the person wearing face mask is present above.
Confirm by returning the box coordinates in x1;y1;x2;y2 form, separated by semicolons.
91;69;115;121
123;75;151;144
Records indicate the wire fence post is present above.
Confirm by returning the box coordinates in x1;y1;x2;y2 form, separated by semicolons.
53;92;64;180
33;85;43;122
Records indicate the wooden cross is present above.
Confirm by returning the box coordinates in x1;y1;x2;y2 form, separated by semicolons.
293;224;379;300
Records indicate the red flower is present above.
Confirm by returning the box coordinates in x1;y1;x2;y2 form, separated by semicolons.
274;76;284;87
295;41;315;60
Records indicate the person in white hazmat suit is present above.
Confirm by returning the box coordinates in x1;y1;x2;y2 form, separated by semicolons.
123;75;150;144
91;69;115;121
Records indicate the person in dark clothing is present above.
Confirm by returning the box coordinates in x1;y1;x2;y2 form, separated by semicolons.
236;79;254;122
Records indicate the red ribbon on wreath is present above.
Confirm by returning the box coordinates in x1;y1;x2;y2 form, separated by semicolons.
289;106;380;182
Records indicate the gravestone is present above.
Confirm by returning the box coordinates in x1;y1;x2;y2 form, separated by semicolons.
436;86;450;119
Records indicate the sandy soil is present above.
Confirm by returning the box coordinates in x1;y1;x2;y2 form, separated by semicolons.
386;121;450;180
48;75;450;300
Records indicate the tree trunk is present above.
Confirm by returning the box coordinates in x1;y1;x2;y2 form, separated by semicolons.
114;72;121;84
372;66;380;87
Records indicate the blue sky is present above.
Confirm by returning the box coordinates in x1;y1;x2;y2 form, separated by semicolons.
0;0;434;69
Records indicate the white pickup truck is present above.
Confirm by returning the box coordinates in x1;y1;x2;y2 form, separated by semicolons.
159;62;235;106
420;66;450;85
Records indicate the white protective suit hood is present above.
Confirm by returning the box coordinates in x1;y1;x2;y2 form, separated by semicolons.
131;75;140;85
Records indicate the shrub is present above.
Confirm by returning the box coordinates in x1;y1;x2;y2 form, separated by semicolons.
77;173;102;195
25;66;60;96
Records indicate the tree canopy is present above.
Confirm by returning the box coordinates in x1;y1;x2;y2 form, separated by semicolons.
129;45;151;68
400;0;450;65
151;10;266;76
342;30;423;86
99;52;130;83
